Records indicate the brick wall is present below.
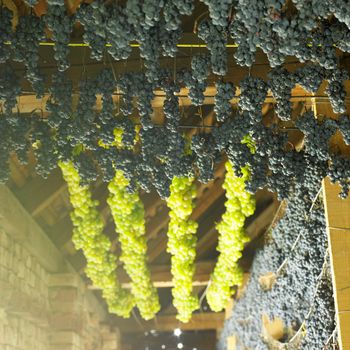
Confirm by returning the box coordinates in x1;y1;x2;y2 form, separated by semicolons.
0;228;121;350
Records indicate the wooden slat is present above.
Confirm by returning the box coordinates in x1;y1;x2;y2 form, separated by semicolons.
117;261;215;289
118;312;225;333
323;177;350;350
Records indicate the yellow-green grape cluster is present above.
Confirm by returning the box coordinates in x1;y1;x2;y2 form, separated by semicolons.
107;170;160;320
59;161;135;317
207;162;256;312
166;177;199;322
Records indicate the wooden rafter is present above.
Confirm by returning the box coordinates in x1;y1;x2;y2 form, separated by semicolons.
115;261;215;289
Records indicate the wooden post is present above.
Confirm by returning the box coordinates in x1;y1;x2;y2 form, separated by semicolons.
323;178;350;350
227;336;236;350
225;299;234;320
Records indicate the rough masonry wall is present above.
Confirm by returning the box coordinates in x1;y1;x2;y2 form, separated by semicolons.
0;228;50;350
0;227;121;350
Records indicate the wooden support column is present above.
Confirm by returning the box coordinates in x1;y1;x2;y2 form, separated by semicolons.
323;178;350;350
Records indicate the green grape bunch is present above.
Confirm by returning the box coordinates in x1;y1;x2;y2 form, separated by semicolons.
207;161;256;312
107;170;160;320
166;176;199;322
60;161;135;318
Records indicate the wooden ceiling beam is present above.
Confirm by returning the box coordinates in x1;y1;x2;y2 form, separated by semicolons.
117;312;225;333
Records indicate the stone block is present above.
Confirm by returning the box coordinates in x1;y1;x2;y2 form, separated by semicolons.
102;340;119;350
50;313;84;333
50;330;82;347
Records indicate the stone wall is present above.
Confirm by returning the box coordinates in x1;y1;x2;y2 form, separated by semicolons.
0;227;121;350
